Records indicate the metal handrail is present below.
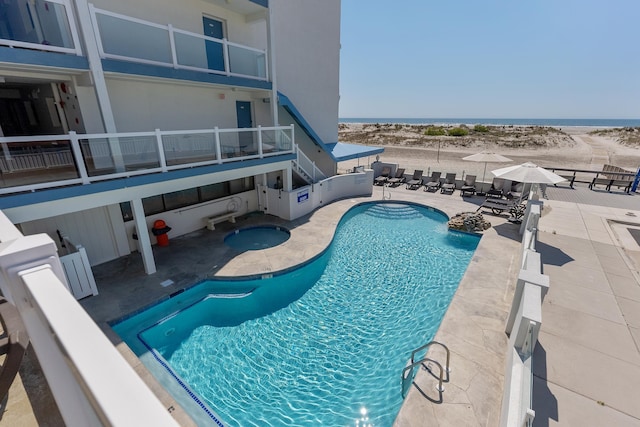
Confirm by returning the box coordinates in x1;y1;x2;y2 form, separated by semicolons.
410;340;450;382
401;340;450;398
401;357;445;398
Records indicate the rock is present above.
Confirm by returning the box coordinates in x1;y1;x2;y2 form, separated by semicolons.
448;212;492;233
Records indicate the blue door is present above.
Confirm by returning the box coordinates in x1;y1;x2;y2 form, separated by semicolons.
236;101;253;150
202;16;224;71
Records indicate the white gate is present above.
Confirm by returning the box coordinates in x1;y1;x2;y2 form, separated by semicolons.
60;242;98;300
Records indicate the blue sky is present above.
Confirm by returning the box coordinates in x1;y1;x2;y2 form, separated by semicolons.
339;0;640;119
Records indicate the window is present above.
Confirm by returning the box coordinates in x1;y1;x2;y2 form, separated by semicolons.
119;177;256;221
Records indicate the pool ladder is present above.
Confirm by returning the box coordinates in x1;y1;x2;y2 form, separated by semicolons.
401;341;450;400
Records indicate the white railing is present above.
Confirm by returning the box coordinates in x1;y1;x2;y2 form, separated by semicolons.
500;201;548;427
293;144;327;184
0;212;180;426
0;0;82;56
0;125;294;195
89;5;268;81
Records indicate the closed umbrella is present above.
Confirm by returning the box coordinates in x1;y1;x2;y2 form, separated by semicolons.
491;162;566;200
462;152;512;194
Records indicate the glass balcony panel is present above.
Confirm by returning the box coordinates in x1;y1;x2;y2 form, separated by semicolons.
0;1;75;49
0;140;79;188
261;129;292;153
80;135;160;176
95;13;171;63
162;133;217;166
173;32;215;71
228;45;266;78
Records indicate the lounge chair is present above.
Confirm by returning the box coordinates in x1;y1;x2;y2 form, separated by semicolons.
423;172;441;192
405;170;424;190
460;175;476;196
486;178;511;199
374;166;392;186
507;181;524;200
440;173;457;194
476;198;518;216
386;168;406;187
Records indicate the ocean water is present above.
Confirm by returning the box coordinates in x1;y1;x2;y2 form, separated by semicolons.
340;118;640;127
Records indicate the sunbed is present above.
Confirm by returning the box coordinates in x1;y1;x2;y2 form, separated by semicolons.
440;173;457;194
423;171;441;192
405;170;424;190
374;166;392;186
486;178;511;198
386;168;406;187
460;175;476;196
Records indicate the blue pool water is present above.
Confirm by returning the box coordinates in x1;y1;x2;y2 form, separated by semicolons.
114;203;480;426
224;226;290;251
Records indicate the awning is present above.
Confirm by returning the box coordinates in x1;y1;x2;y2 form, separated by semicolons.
324;142;384;162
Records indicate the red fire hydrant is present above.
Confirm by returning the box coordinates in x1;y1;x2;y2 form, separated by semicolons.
151;219;171;247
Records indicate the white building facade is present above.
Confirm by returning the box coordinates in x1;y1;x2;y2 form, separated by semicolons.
0;0;380;274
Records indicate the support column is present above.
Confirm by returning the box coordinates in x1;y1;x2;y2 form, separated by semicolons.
267;6;279;126
73;0;125;171
131;198;156;275
284;166;293;191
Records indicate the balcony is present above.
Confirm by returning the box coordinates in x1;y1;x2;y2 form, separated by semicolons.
0;125;294;195
0;1;268;82
90;6;268;81
0;0;82;55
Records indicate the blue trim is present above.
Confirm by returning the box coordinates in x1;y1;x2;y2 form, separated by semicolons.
0;154;294;209
249;0;268;7
0;46;89;70
102;59;271;90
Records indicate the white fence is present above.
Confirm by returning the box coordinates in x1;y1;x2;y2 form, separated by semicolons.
500;201;548;427
59;235;99;300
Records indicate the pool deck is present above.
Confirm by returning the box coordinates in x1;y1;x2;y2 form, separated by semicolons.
2;181;640;426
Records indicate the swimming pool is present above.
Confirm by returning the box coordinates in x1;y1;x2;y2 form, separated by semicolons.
224;226;290;251
113;202;480;426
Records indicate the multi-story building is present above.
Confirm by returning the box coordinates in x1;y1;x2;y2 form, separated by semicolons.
0;1;381;423
0;0;381;278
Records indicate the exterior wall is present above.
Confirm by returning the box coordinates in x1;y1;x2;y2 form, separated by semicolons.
20;205;120;266
270;0;341;144
106;78;271;131
279;107;336;176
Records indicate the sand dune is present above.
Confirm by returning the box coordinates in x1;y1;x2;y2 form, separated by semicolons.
337;124;640;179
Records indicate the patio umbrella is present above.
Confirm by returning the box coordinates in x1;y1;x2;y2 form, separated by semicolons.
491;162;566;200
462;152;513;187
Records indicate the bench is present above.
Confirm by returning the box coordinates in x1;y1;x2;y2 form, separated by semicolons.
206;211;237;230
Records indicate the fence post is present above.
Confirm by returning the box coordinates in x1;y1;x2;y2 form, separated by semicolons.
214;127;222;164
258;125;263;158
167;24;178;69
223;39;231;76
155;129;168;172
69;131;91;185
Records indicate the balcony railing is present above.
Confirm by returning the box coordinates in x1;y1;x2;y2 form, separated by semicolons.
0;125;294;195
0;0;82;55
90;5;268;81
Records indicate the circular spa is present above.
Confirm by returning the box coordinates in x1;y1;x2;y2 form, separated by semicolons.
224;226;291;251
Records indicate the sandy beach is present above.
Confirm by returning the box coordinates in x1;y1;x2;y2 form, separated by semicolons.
337;123;640;182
